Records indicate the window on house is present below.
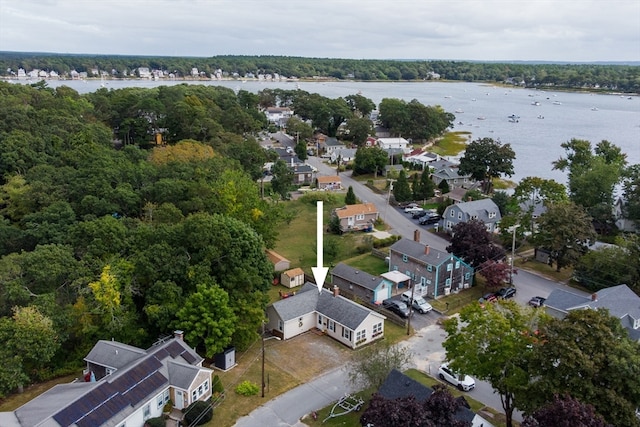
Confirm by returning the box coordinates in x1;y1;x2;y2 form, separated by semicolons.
157;394;164;409
402;254;408;263
427;265;432;272
426;279;432;285
192;389;197;401
373;323;382;334
356;214;364;220
447;263;453;271
143;404;151;420
450;210;454;217
445;278;451;286
471;215;478;220
457;212;462;219
278;320;283;331
204;380;209;392
489;212;496;218
328;320;335;332
465;272;470;280
356;330;366;342
318;315;323;325
342;327;352;340
455;261;460;269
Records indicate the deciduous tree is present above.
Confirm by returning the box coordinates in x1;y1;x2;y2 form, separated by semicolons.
174;282;237;358
353;146;388;177
521;394;612;427
443;301;548;427
533;201;596;271
270;159;294;200
458;138;516;194
446;219;505;268
347;343;412;390
523;309;640;427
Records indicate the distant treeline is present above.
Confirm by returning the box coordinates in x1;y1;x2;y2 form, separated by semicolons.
1;52;639;93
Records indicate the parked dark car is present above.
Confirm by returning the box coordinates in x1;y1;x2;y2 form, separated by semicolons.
478;292;498;304
419;214;442;225
496;287;517;299
412;211;428;219
528;296;546;307
382;300;411;318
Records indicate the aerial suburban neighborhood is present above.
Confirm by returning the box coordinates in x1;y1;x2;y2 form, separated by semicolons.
0;54;638;427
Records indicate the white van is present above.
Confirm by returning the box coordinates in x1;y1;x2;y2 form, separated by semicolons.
401;291;433;314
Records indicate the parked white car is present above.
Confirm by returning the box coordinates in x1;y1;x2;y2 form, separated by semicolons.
438;363;475;391
405;206;424;214
401;291;433;314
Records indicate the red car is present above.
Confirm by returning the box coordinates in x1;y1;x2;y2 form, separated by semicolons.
479;293;498;304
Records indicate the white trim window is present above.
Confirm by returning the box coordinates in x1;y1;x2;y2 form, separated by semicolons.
373;323;382;334
356;214;365;220
328;320;335;332
356;330;366;342
143;404;151;420
342;327;352;341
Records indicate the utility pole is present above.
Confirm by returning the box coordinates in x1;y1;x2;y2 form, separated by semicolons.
509;225;520;285
407;267;418;335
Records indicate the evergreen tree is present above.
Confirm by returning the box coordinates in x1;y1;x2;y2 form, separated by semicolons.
415;170;435;201
438;179;450;194
345;186;357;205
392;170;412;203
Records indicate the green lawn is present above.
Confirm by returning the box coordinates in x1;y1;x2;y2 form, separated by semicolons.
430;131;470;156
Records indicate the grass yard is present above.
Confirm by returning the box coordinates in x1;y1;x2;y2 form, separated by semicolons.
0;373;80;411
429;131;470;157
343;253;389;275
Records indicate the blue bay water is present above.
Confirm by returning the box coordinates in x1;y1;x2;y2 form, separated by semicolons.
38;79;640;185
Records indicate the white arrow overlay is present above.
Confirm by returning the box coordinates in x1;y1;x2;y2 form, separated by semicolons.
311;201;328;292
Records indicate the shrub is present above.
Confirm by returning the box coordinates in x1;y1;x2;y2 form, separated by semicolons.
235;380;260;396
212;374;224;394
299;192;337;205
183;400;213;426
143;417;166;427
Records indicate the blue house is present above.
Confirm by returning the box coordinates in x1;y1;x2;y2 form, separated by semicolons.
389;238;474;299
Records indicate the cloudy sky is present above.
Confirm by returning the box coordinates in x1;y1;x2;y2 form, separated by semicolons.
1;0;639;62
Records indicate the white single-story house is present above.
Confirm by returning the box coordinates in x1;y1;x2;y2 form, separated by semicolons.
266;282;386;348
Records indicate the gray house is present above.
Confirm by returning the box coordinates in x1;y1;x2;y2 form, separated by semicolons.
544;284;640;342
266;282;386;348
331;262;393;304
443;198;502;233
431;167;474;189
389;238;474;299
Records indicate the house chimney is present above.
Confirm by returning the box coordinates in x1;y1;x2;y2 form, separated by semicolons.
414;229;420;242
333;285;340;297
174;330;184;341
591;293;597;301
424;245;430;255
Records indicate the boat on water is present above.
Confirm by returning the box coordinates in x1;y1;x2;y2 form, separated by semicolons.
553;101;562;105
537;115;545;119
531;101;540;106
591;107;598;111
455;109;464;113
477;116;486;120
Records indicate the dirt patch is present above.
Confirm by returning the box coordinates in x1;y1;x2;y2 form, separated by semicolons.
265;331;352;381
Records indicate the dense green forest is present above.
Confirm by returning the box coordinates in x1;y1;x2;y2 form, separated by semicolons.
2;52;639;93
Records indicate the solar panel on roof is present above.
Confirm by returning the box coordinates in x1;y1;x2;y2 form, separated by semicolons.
166;340;183;358
182;351;197;364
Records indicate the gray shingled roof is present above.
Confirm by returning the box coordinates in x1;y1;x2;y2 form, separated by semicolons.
84;340;146;369
390;238;454;267
545;284;640;340
331;262;383;291
270;284;320;322
451;198;501;223
270;282;384;330
168;360;201;390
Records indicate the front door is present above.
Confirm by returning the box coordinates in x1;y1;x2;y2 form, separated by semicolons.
175;390;184;409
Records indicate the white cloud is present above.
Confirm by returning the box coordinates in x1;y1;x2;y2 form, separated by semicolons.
1;0;638;61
